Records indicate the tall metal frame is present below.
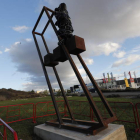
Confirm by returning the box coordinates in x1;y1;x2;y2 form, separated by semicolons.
32;6;117;135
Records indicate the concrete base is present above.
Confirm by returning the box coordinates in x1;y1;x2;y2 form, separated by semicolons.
34;123;127;140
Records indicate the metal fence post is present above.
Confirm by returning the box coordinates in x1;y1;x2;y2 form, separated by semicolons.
135;103;140;133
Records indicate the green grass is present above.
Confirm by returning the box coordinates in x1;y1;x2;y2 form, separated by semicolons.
0;96;140;140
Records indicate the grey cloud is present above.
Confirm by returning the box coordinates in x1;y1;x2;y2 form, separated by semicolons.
9;0;140;90
43;0;140;43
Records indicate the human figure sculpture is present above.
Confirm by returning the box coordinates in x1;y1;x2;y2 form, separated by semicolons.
54;3;74;45
33;4;117;135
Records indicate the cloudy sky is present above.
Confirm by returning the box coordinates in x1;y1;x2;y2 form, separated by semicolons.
0;0;140;91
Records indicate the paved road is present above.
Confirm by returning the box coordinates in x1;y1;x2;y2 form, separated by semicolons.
91;92;140;97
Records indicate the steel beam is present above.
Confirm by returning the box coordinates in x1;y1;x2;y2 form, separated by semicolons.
41;35;75;122
77;54;117;120
32;33;63;126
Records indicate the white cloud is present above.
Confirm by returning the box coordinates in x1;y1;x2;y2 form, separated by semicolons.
92;42;121;56
78;68;85;75
130;46;140;53
113;51;126;58
113;73;124;79
25;38;32;42
83;58;94;65
22;82;45;91
112;54;140;67
134;65;140;70
4;48;10;52
14;42;20;45
0;51;2;54
12;26;29;33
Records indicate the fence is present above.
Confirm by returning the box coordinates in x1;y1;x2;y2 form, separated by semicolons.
0;103;35;125
34;100;139;132
34;100;65;123
0;118;18;140
63;100;93;121
135;103;140;133
63;100;138;129
0;100;140;134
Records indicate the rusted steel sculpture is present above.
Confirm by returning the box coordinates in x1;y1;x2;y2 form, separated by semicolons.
32;3;117;135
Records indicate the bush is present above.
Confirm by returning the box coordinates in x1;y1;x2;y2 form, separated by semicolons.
71;93;78;96
0;95;6;101
106;94;120;98
101;88;140;93
136;94;140;98
66;93;71;96
7;88;14;91
67;90;71;93
80;94;85;97
30;90;35;94
0;88;48;100
125;88;138;92
101;89;112;92
56;92;62;96
43;90;49;95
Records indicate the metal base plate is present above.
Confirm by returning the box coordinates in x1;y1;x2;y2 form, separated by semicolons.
45;118;108;135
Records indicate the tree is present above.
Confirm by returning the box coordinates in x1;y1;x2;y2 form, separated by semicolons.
67;89;71;93
56;89;62;96
30;90;35;93
43;90;49;95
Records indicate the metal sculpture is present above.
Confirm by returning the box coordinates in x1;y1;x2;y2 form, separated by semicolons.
32;3;117;135
54;3;74;45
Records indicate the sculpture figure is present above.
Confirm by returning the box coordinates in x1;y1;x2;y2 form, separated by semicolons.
54;3;74;45
33;4;117;135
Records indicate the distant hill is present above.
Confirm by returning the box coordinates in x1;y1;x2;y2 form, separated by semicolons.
0;88;46;101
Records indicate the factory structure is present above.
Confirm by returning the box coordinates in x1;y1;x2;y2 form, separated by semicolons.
70;71;140;93
93;77;140;89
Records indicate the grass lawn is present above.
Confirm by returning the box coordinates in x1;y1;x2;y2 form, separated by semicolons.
0;96;140;140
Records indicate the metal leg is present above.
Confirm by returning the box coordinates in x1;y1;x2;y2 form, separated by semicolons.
77;54;117;121
32;33;63;126
53;67;75;122
60;44;106;126
41;35;75;122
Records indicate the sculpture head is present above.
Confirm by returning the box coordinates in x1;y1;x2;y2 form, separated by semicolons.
58;3;67;11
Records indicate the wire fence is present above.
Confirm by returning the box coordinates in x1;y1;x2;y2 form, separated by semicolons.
0;100;140;139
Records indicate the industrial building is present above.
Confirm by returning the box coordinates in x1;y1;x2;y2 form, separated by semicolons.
70;77;140;93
